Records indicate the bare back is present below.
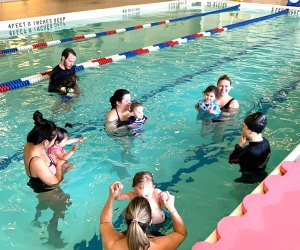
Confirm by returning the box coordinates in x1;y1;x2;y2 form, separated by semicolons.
100;224;184;250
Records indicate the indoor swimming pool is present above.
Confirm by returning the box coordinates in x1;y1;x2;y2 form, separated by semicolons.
0;3;299;249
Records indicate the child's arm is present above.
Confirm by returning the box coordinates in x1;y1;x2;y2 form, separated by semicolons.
114;184;136;200
66;136;87;145
61;145;78;161
50;145;78;161
128;123;138;129
127;117;139;129
207;102;221;116
195;100;202;111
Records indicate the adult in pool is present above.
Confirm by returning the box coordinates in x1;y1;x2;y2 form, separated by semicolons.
48;48;77;93
105;89;139;166
24;110;71;247
215;75;239;116
105;89;133;135
24;111;64;192
115;171;171;236
100;182;187;250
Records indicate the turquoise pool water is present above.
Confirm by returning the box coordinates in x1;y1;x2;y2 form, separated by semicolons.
0;6;299;250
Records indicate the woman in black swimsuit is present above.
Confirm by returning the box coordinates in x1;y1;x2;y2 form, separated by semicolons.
105;89;133;135
24;111;71;247
105;89;139;173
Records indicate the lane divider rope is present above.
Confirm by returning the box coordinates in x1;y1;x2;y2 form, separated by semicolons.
0;9;288;93
0;5;240;56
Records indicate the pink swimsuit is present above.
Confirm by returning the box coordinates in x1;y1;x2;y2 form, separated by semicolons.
48;146;66;159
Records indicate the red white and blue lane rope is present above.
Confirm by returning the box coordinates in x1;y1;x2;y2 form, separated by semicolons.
0;10;288;93
0;5;240;56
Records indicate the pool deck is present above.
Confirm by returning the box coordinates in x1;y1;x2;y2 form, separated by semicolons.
0;0;168;21
0;0;288;22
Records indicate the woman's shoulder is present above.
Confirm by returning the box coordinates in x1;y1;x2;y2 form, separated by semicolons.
28;155;47;167
100;225;127;250
25;154;48;176
24;144;40;162
149;231;186;250
229;98;239;108
217;96;239;109
106;109;117;121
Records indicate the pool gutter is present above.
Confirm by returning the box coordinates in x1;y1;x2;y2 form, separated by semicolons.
0;0;299;32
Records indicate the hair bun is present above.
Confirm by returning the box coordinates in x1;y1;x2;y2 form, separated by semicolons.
33;110;46;126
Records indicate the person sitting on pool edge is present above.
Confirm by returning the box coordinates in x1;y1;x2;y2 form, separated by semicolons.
48;48;77;93
229;112;271;184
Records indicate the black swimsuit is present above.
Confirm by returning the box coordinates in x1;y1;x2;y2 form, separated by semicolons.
116;108;128;128
27;156;58;193
221;98;234;111
212;98;235;122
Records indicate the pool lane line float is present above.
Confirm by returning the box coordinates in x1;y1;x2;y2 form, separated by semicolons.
0;5;240;56
0;9;288;93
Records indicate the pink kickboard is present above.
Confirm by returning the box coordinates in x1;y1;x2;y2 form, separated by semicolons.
193;161;300;250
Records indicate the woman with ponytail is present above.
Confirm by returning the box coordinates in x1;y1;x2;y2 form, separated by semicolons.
100;182;187;250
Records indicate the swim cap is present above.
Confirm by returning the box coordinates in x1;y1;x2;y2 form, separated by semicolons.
244;112;267;133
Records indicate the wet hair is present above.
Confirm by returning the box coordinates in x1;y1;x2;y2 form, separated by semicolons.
109;89;130;109
203;85;218;97
61;48;77;59
124;197;152;250
244;112;267;133
130;102;143;112
27;111;57;145
54;127;69;144
132;171;154;188
60;75;79;89
217;75;232;85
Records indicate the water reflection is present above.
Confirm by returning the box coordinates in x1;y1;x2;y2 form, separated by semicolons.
32;187;71;248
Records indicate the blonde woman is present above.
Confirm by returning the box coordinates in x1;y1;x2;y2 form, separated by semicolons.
100;182;187;250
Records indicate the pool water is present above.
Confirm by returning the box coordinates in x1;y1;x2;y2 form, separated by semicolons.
0;6;300;250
